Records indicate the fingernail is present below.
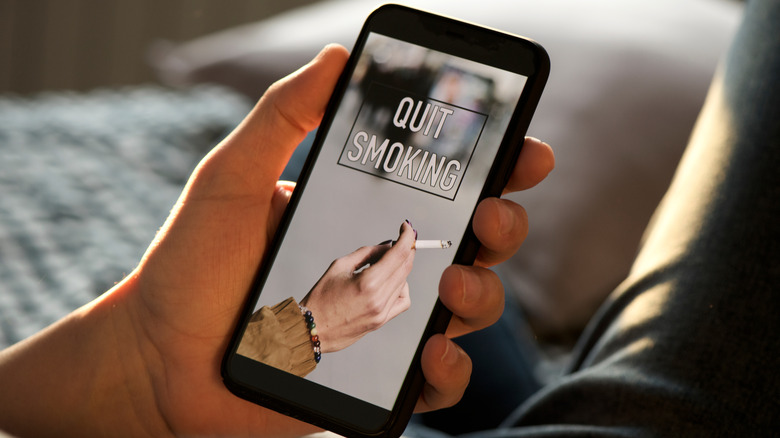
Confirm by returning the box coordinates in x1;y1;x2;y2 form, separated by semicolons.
496;200;514;237
527;136;550;147
441;340;460;366
458;266;480;306
402;219;418;239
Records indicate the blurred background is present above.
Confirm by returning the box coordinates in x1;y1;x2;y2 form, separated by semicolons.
0;1;744;416
0;0;319;94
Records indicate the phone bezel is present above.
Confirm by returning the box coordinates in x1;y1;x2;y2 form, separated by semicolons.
222;4;549;437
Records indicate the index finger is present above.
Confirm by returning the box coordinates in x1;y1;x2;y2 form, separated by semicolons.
361;221;415;282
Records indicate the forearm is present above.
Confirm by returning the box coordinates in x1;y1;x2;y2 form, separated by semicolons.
0;276;169;437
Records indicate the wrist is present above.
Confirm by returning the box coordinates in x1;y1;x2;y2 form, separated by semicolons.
297;304;322;362
0;274;171;437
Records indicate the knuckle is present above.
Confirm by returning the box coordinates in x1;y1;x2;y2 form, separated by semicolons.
364;298;385;319
400;294;411;313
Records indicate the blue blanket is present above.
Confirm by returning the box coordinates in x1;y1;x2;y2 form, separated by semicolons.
0;85;251;347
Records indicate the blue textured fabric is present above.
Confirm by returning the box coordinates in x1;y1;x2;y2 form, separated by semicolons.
0;85;250;347
410;0;779;436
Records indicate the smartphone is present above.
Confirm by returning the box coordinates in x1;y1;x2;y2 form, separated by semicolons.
222;4;548;437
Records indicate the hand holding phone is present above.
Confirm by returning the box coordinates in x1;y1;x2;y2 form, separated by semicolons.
223;4;550;437
0;21;553;437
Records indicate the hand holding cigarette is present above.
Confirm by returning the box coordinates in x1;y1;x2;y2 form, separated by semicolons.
299;221;417;353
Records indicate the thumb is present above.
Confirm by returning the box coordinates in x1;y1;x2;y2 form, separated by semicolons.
135;45;347;298
188;44;349;201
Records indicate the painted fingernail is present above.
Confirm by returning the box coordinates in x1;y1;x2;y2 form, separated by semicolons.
403;220;418;239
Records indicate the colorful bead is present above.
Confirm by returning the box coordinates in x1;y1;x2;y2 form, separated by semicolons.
299;304;322;365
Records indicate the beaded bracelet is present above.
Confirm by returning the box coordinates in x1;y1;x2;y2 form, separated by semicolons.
299;305;322;363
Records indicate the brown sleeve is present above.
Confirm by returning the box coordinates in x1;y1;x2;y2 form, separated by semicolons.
236;297;316;377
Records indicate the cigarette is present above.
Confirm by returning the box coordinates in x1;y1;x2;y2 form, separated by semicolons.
413;240;452;249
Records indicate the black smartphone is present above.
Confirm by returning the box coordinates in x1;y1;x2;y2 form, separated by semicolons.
222;4;548;437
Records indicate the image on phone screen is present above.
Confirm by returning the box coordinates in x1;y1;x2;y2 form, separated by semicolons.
234;32;529;411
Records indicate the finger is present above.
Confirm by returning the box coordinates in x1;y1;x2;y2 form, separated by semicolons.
378;222;416;288
439;265;504;338
362;225;415;323
364;222;415;282
333;245;387;273
397;220;417;249
472;198;528;268
189;44;349;200
229;44;348;178
267;181;296;239
383;282;412;323
502;136;555;195
364;243;391;265
415;334;471;412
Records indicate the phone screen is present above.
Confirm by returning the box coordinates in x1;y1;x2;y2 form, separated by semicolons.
236;31;529;410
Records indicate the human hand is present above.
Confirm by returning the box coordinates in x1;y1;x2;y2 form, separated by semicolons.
0;44;351;438
300;221;416;353
0;43;554;437
414;135;555;412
